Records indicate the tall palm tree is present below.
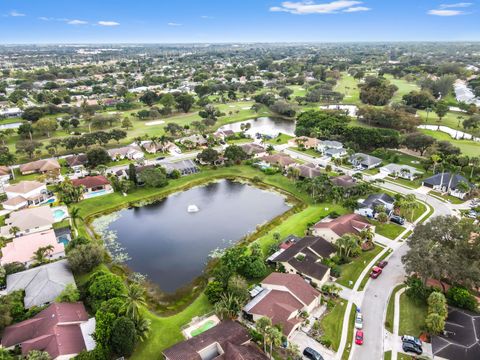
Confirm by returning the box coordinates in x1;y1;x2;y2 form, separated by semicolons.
266;326;282;358
431;154;441;174
9;226;20;238
469;156;479;180
400;194;419;222
121;283;147;321
214;293;242;320
255;317;272;353
133;314;151;342
69;207;83;236
32;245;54;265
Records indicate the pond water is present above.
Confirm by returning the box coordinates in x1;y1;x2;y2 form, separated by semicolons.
0;122;22;130
95;180;291;293
218;116;296;137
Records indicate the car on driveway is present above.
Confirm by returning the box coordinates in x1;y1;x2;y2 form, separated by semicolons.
390;215;405;225
402;341;422;355
401;335;422;349
355;330;364;345
355;313;363;329
370;266;383;279
303;347;324;360
377;260;388;268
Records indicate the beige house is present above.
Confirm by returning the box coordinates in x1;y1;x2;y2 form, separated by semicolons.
19;159;60;175
312;213;374;242
3;180;51;211
0;206;55;238
288;136;319;149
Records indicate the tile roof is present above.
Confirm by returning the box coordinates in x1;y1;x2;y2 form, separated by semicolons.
349;153;382;166
423;172;473;190
314;213;371;237
0;165;11;176
240;143;266;155
65;154;88;167
261;272;320;306
72;175;110;189
331;175;357;188
2;206;54;232
5;180;45;194
19;159;60;173
163;321;252;360
1;302;90;358
6;259;75;308
260;153;296;167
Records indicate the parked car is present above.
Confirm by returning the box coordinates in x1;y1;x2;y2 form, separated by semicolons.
377;260;388;268
156;156;165;161
355;313;363;329
370;266;383;279
390;215;405;225
355;330;364;345
401;335;423;349
402;342;422;355
303;347;324;360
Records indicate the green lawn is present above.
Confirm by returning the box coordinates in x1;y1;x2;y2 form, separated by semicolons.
265;133;294;145
419;129;480;156
370;220;405;240
385;284;406;333
131;294;213;359
429;191;466;205
288;85;307;98
418;109;479;136
335;73;361;104
320;298;348;351
384;75;420;103
288;146;321;158
341;304;357;360
336;245;384;288
399;293;428;337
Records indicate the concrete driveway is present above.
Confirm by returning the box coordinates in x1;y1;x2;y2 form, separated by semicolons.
290;331;336;360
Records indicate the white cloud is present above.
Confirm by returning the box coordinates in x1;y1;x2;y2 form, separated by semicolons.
343;6;370;12
97;20;120;26
428;9;464;16
168;22;182;26
9;10;26;17
68;19;88;25
439;2;472;8
38;16;51;21
269;1;369;14
200;15;214;19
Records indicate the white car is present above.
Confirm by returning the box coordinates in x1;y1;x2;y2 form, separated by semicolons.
355;313;363;329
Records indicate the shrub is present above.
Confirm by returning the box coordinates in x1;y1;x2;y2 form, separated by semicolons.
109;317;137;357
205;280;224;304
446;286;478;312
87;271;126;312
56;283;80;303
67;243;105;274
425;313;445;335
330;266;341;278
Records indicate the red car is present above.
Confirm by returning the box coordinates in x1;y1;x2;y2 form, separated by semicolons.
378;260;388;268
370;266;383;279
355;330;364;345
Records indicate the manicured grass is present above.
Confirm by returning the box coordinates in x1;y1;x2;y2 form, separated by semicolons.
370;220;405;240
399;293;428;337
418;204;435;224
384;75;420;103
131;294;213;359
288;146;321;158
320;298;348;351
288;85;307;98
386;177;422;190
341;304;357;360
419;129;480;156
336;245;384;288
430;191;465;204
384;351;392;360
265;133;293;145
334;73;361;104
418;109;479;136
385;284;405;333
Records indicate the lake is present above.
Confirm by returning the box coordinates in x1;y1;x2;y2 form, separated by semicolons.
218;116;296;137
94;180;291;293
0;122;22;130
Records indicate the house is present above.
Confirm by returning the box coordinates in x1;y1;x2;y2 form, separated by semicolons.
5;259;75;308
349;153;382;170
270;236;335;285
0;165;12;187
331;175;357;189
140;140;181;155
355;193;395;218
19;159;61;175
325;147;348;158
290;163;323;179
312;213;374;242
380;164;423;181
0;107;23;118
259;153;296;169
1;302;96;359
3;180;53;211
107;145;144;161
179;134;208;148
432;307;480;360
72;176;112;199
422;172;474;199
0;229;65;266
239;143;267;158
0;206;55;238
163;320;268;360
160;159;199;176
65;154;88;173
288;136;319;149
317;140;344;153
214;129;236;141
243;273;320;338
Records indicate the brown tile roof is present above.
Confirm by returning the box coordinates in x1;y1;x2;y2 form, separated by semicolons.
65;154;88;167
0;165;10;176
294;163;323;178
240;143;266;156
314;213;371;237
216;342;269;360
72;175;110;189
19;159;60;173
1;302;89;358
163;321;251;360
261;272;320;306
260;154;296;167
331;175;357;188
4;180;45;194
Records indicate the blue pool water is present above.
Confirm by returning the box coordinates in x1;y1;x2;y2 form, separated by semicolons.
53;209;66;221
57;235;70;246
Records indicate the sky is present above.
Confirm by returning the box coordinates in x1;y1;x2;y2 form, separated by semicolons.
0;0;479;44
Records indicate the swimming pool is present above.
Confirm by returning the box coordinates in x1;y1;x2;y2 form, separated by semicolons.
57;235;70;246
190;320;216;337
52;208;67;222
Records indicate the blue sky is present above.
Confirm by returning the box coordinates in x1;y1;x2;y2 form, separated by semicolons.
0;0;479;43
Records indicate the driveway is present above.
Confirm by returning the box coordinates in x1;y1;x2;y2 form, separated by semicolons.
290;331;336;360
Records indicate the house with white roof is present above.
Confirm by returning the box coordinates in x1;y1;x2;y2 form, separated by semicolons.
380;163;423;181
107;145;144;161
1;206;55;238
3;180;53;211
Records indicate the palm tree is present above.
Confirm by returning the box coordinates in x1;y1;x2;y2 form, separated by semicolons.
399;194;419;222
122;283;147;320
32;245;54;265
266;326;282;358
255;317;272;353
9;226;20;238
431;154;441;174
69;207;83;235
446;164;462;194
214;293;242;320
469;156;479;180
133;314;151;342
359;227;374;246
336;234;360;258
95;165;108;175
